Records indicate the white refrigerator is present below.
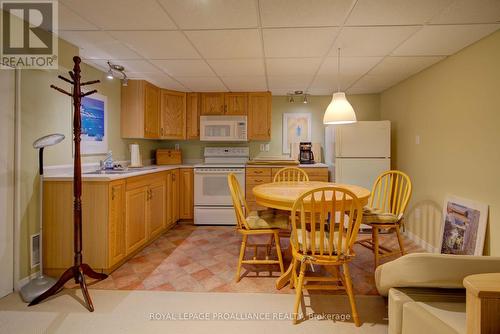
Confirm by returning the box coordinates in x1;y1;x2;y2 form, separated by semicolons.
325;121;391;190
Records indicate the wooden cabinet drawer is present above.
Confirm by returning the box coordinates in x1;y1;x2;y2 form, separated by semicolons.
246;175;272;186
246;167;271;176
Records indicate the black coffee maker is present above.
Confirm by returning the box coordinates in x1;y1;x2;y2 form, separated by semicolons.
299;142;315;164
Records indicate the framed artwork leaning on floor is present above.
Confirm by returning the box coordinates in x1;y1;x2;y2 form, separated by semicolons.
439;195;488;256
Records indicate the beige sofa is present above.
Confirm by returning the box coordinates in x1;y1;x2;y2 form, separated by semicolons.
374;253;500;334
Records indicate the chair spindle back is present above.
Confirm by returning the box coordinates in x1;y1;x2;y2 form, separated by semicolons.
273;167;309;183
369;170;412;217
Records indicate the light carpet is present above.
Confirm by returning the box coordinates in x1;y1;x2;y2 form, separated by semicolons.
0;289;388;333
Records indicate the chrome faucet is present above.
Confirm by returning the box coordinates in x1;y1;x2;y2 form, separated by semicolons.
100;151;114;170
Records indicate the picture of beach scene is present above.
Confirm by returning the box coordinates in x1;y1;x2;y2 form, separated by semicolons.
81;96;105;142
79;93;107;154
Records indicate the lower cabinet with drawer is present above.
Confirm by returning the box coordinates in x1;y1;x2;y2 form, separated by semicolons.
43;170;180;276
245;166;329;211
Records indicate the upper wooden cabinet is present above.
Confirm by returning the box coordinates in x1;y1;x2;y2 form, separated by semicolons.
248;92;272;141
200;93;248;115
201;93;225;115
121;80;161;139
122;79;272;141
225;93;248;115
160;90;186;140
186;93;200;140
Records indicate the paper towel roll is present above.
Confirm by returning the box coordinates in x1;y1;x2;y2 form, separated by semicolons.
130;144;142;167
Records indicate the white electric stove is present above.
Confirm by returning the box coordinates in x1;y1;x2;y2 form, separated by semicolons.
194;147;249;225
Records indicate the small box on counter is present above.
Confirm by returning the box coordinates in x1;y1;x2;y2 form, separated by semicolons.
156;149;182;165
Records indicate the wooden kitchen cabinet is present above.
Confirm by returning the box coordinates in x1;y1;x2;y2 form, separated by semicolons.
172;169;180;222
43;171;176;276
125;185;149;254
121;80;161;139
148;177;167;238
179;168;194;220
201;93;225;115
248;92;272;141
160;89;186;140
186;93;200;139
225;93;248;115
108;180;126;267
166;169;180;227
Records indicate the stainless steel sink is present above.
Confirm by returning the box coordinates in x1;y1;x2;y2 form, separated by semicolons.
84;166;157;175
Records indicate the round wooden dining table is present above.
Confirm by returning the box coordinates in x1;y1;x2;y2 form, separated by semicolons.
252;181;371;289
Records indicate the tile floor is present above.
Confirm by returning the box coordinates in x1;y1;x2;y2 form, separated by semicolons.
85;223;424;295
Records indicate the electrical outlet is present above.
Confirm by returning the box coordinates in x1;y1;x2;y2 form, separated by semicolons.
175;143;180;150
260;144;265;152
415;135;421;145
265;143;270;152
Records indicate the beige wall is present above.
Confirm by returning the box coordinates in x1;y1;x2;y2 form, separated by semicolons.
163;94;380;160
380;29;500;255
18;39;160;280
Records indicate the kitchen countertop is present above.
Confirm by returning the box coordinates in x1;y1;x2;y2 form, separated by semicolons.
44;164;195;182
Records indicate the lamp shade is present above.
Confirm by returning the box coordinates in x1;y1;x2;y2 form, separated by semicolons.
323;92;357;125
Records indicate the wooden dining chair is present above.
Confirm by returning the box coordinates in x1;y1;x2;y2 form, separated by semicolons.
356;170;413;268
227;173;287;282
273;167;309;183
289;186;364;326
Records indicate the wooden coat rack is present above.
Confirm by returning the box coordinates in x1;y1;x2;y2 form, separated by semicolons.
29;56;108;311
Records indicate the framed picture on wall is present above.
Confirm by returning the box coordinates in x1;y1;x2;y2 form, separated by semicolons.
79;93;108;155
282;112;312;154
439;195;488;256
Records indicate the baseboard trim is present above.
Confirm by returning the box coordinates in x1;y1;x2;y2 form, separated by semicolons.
403;230;438;253
16;271;39;291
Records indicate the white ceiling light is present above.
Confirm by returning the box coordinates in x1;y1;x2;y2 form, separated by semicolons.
323;48;357;125
106;61;128;86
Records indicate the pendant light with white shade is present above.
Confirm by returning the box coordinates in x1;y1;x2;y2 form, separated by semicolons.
323;48;357;125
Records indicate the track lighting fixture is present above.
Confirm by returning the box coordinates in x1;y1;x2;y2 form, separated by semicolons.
287;90;309;104
106;61;128;86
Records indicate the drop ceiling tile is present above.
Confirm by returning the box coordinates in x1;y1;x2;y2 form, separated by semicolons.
318;57;382;77
346;0;454;26
220;76;267;92
207;59;265;76
158;0;258;29
185;30;262;59
266;58;322;76
60;0;177;30
267;75;313;91
88;59;159;73
330;26;420;57
263;28;339;58
307;88;335;95
109;31;200;59
142;73;187;91
310;74;360;92
393;24;500;56
259;0;354;27
175;77;227;92
59;31;141;59
152;60;215;77
59;3;98;30
429;0;500;24
369;56;445;77
347;74;398;94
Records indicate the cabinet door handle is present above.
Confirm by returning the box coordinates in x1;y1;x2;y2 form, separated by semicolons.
224;105;227;114
254;170;263;174
161;128;164;136
112;188;116;200
268;129;270;136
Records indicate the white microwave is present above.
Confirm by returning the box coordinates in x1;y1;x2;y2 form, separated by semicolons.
200;115;247;142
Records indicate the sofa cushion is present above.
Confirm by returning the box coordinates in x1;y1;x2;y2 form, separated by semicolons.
402;301;466;334
388;288;465;334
